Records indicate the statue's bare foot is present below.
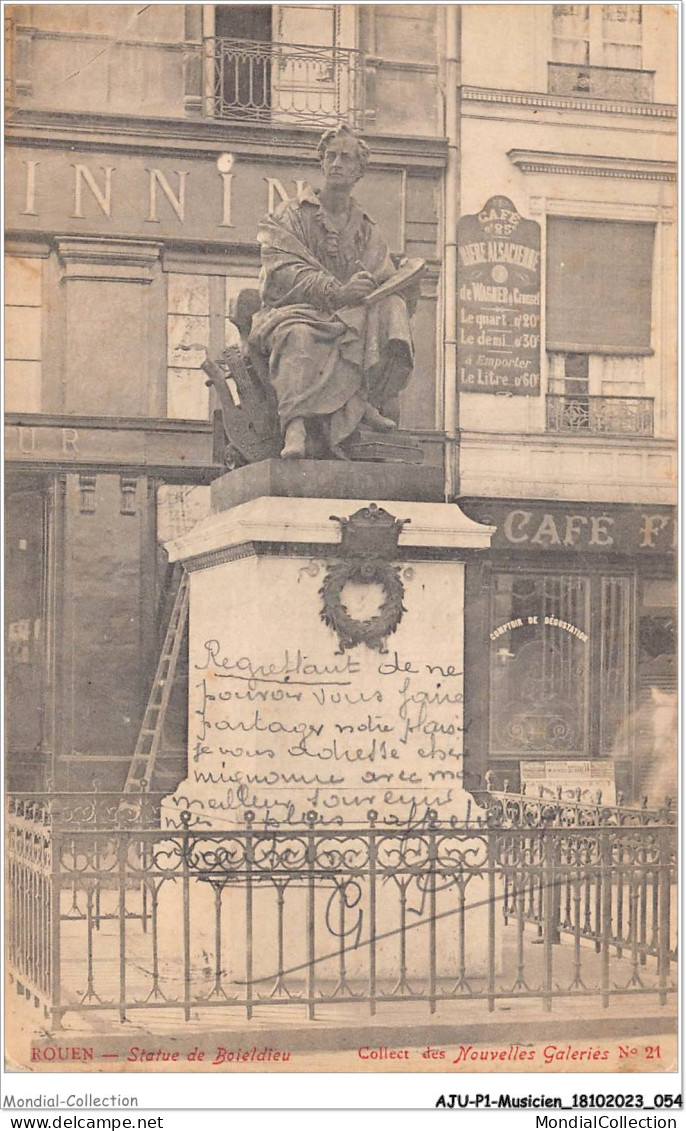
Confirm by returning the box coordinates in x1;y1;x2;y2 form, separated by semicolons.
281;418;307;459
330;444;351;461
361;404;397;432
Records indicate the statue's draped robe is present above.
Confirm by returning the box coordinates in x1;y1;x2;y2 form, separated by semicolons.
250;186;414;447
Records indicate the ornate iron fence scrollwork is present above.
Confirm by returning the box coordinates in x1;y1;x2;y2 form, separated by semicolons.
6;797;677;1026
546;394;654;436
213;38;366;130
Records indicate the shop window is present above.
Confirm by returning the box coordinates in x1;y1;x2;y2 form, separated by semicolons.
634;577;677;803
166;273;256;420
5;256;42;413
599;575;634;754
489;571;633;761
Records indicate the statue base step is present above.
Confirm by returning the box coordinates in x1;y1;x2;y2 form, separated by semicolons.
211;457;443;513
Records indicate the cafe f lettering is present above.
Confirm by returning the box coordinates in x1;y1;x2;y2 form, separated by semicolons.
458;195;541;396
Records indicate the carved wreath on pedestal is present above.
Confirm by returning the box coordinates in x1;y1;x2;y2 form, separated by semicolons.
319;557;406;654
319;504;410;654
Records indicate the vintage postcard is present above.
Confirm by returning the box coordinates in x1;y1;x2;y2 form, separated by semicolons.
4;2;678;1079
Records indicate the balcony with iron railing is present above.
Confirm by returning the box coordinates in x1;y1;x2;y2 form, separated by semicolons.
546;395;654;437
548;61;655;103
212;37;366;129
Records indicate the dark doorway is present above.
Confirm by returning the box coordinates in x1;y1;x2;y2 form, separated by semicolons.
215;5;272;42
215;5;273;117
5;481;49;787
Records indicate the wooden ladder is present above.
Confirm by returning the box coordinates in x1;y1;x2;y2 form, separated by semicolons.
120;568;190;800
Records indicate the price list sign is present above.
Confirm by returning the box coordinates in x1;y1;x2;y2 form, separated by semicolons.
458;195;541;395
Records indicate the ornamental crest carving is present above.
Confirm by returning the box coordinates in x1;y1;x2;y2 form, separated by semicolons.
319;504;410;654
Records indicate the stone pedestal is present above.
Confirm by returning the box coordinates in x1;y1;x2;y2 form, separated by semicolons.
162;470;493;830
159;466;497;985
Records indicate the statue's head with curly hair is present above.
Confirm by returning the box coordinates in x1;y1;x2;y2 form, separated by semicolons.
317;125;370;186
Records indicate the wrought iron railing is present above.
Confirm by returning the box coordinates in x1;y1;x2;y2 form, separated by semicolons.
213;37;366;128
7;799;677;1028
546;394;654;436
7;800;53;1011
479;781;677;829
480;788;677;970
548;62;654;103
7;790;167;829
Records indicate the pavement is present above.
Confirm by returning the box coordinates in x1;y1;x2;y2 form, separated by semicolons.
6;919;677;1074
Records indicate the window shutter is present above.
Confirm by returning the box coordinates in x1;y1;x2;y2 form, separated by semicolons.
546;217;654;353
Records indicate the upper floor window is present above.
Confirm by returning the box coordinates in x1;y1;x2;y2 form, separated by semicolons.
212;4;364;128
549;5;652;101
552;5;642;68
5;256;42;413
546;217;654;355
545;217;655;436
166;271;258;420
601;5;643;69
552;5;592;64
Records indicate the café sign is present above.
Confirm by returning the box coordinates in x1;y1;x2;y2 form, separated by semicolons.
461;499;677;554
458;196;541;396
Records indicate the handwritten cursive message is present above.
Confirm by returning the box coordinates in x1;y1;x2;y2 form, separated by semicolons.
180;637;463;827
164;557;467;828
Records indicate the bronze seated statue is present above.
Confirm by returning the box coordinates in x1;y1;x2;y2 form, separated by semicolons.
202;125;423;466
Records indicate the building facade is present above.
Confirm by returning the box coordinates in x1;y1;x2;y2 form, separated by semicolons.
454;4;677;800
5;4;677;801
